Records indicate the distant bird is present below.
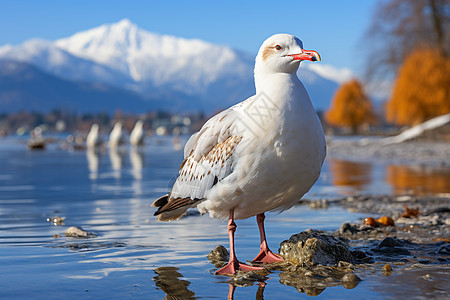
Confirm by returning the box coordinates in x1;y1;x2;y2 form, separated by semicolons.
153;34;326;275
27;127;45;150
86;123;102;149
130;120;145;147
109;122;126;149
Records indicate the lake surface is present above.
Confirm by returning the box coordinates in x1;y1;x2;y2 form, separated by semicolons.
0;136;448;299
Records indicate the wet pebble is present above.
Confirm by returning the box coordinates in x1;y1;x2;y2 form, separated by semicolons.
341;273;361;289
382;263;392;276
378;237;402;248
378;216;395;226
373;237;411;256
64;226;96;238
363;217;379;227
437;243;450;255
230;270;268;286
339;222;359;235
207;245;229;268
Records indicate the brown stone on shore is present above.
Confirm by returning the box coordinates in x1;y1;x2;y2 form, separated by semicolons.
383;263;392;276
279;230;353;266
363;217;379;227
378;216;395;226
341;273;361;289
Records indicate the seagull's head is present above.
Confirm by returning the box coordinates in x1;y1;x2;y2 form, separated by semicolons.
91;123;99;131
135;120;143;129
255;34;321;75
113;122;122;130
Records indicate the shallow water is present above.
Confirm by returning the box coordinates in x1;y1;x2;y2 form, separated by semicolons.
0;136;448;299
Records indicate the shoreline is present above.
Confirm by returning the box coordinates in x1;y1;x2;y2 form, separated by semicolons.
326;137;450;167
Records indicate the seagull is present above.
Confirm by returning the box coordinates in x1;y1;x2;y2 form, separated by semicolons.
153;34;326;275
130;120;145;147
86;123;102;149
109;122;126;149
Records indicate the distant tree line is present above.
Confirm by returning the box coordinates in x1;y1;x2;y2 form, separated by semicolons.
325;0;449;134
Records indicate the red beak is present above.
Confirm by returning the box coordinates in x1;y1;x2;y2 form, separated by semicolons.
289;50;321;62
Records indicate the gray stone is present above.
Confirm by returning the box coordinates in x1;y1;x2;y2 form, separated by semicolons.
207;245;229;268
279;231;353;266
64;226;96;238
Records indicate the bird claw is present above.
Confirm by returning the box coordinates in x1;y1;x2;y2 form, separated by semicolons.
252;250;284;264
215;260;264;276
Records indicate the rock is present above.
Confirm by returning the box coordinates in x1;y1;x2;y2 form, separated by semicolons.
363;217;379;227
378;237;402;248
341;273;361;289
279;231;353;266
279;271;326;296
229;271;268;287
437;243;450;255
207;245;229;268
372;237;411;255
377;216;395;226
64;226;96;238
339;222;359;235
382;263;392;276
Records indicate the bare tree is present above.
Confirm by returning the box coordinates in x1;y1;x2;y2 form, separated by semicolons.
364;0;449;80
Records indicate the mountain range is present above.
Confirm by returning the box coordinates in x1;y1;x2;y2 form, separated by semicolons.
0;19;353;114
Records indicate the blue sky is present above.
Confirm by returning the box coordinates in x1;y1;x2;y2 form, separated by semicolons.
0;0;377;75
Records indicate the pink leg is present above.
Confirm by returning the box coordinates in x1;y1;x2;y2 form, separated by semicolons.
252;213;284;263
215;209;264;275
227;284;236;300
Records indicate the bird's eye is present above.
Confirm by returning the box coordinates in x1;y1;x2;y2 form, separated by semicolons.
275;45;282;50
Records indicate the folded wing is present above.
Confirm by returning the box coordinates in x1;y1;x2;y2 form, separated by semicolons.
153;106;244;221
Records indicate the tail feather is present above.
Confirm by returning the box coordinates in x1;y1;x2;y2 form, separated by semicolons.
152;194;202;221
152;194;169;208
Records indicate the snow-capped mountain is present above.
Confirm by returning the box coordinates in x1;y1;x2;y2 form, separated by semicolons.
55;19;253;94
0;19;349;113
0;39;132;86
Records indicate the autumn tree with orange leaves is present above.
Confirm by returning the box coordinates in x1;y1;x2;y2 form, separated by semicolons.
325;79;377;133
386;48;450;126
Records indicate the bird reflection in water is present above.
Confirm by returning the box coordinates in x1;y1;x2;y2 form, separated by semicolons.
130;148;144;195
109;148;125;179
86;148;100;180
130;148;144;180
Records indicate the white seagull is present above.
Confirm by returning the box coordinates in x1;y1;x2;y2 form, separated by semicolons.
153;34;326;275
109;122;126;149
130;120;145;147
86;123;102;149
